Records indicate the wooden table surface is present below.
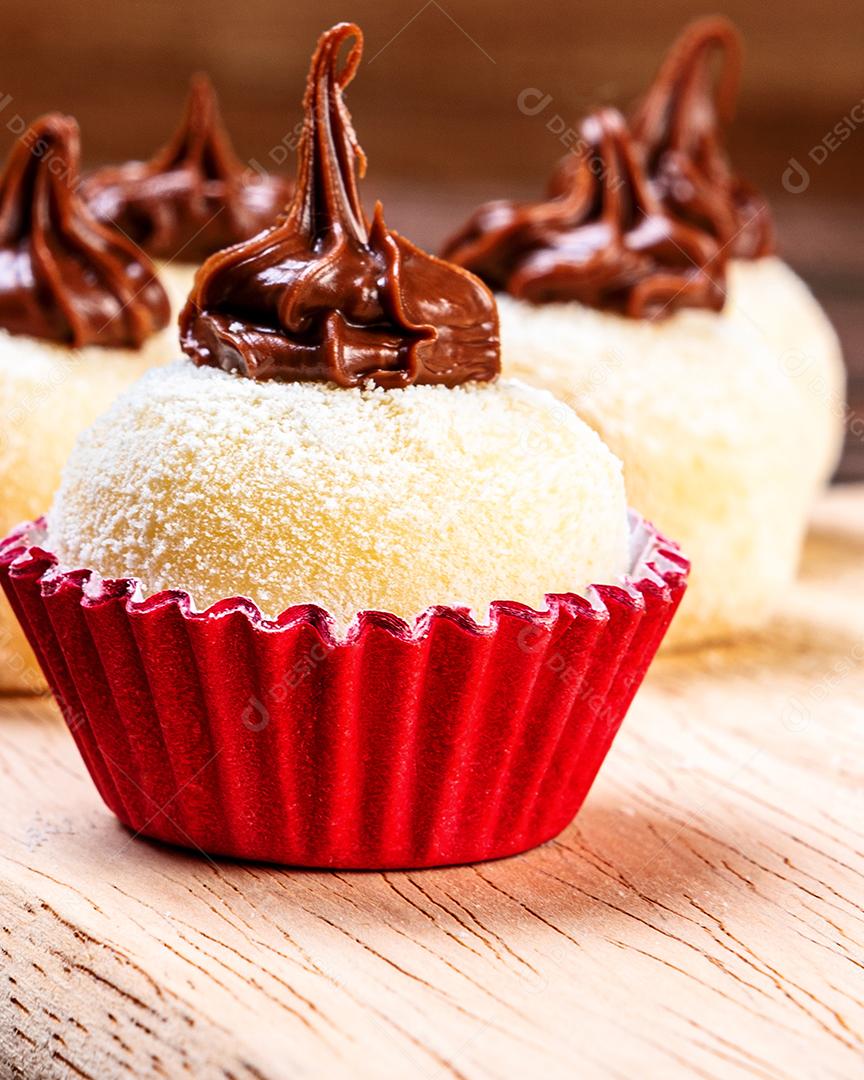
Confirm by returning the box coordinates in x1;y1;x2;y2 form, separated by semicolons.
1;485;863;1080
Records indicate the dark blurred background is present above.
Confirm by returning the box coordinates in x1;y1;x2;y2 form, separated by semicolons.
2;0;861;476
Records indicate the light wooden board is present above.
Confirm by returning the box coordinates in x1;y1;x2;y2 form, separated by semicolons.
1;486;863;1080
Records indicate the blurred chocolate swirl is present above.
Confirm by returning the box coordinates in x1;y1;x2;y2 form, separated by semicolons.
180;22;499;388
442;108;725;319
82;74;292;263
631;16;774;259
0;114;169;348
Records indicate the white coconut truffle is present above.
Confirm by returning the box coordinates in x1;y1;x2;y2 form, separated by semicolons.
45;361;630;633
0;328;174;690
496;294;816;648
726;256;846;487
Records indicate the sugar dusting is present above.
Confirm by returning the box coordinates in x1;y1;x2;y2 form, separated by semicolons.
46;361;630;632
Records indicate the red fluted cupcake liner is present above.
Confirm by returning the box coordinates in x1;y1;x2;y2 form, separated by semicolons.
1;514;687;868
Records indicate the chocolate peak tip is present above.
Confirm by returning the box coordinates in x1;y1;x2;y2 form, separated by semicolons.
288;21;368;246
21;111;79;159
632;15;773;260
184;72;220;136
189;70;217;102
0;114;78;246
151;71;238;178
580;106;627;146
633;16;743;148
310;22;364;87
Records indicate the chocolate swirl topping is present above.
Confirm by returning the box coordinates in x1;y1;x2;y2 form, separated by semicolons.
179;23;499;388
0;114;169;348
442;108;724;319
82;74;292;263
631;17;774;259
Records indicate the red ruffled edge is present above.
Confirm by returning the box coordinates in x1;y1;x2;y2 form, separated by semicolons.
1;514;688;868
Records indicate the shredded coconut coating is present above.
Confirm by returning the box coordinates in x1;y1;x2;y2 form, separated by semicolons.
497;283;830;649
45;361;630;631
726;256;846;487
0;327;174;690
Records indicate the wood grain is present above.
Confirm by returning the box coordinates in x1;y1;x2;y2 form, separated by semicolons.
1;485;863;1079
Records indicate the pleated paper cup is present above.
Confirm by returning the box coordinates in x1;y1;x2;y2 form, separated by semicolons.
1;514;687;868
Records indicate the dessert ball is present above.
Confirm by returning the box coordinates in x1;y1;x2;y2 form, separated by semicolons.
45;361;630;632
0;336;163;690
442;17;844;649
2;22;682;871
629;17;845;492
0;114;172;691
726;256;846;487
496;295;810;647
